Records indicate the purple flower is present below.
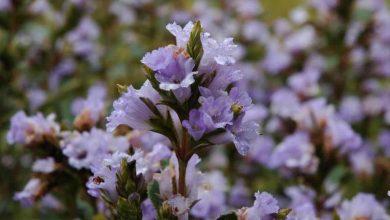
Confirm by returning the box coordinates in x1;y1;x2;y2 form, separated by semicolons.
288;67;320;97
154;154;202;203
141;199;157;220
109;2;136;25
72;83;107;128
167;195;191;218
229;87;253;113
202;66;243;95
138;143;172;181
7;111;60;145
0;0;11;11
243;21;269;43
285;185;316;209
182;109;213;141
287;203;317;220
289;7;309;24
209;113;259;156
229;180;252;208
269;132;319;174
29;0;51;14
285;26;316;52
337;193;389;220
379;130;390;157
262;40;291;74
293;98;333;130
271;88;300;118
243;192;280;220
130;131;170;152
338;96;364;123
227;117;259;155
41;194;64;211
87;151;142;200
141;46;196;92
166;22;194;48
200;37;238;72
32;157;56;174
61;128;129;170
166;22;239;73
249;136;274;166
49;59;75;90
310;0;337;15
199;96;233;129
86;161;119;200
348;147;374;176
26;88;47;111
14;178;42;207
191;171;227;219
229;0;263;17
325;117;362;154
65;17;101;66
106;80;161;131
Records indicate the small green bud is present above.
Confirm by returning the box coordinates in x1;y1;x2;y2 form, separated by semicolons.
116;84;127;93
276;208;292;220
231;103;243;115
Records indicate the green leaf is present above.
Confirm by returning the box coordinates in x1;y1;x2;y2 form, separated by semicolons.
76;197;95;219
186;21;204;70
116;84;128;93
140;97;163;118
276;208;292;220
117;197;141;220
353;8;372;22
157;202;177;220
116;160;145;198
217;212;238;220
332;209;341;220
327;165;347;185
160;159;169;169
147;180;163;211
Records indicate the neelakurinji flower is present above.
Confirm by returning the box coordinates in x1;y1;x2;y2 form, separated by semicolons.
198;95;234;129
141;45;196;92
269;132;319;174
229;180;252;208
61;128;129;170
106;80;162;131
71;83;107;130
108;21;259;158
14;178;44;207
166;21;239;72
337;193;389;220
87;151;142;200
32;157;56;174
236;192;280;220
182;109;214;141
153;153;203;218
7;111;60;146
191;171;228;219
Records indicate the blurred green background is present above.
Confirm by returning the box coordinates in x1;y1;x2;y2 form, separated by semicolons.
2;0;387;219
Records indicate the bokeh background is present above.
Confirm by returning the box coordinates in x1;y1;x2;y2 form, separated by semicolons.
1;0;390;219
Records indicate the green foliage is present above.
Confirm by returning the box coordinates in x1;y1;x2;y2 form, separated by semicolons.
117;197;141;220
147;180;163;211
217;212;238;220
186;21;204;70
114;159;147;220
276;208;292;220
116;84;128;94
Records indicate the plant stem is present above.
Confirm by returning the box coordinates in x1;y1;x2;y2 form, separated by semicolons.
178;157;187;196
177;131;189;196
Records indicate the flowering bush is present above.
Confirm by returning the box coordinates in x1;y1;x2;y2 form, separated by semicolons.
2;0;390;219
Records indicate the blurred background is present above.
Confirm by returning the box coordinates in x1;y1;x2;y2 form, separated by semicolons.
1;0;390;219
